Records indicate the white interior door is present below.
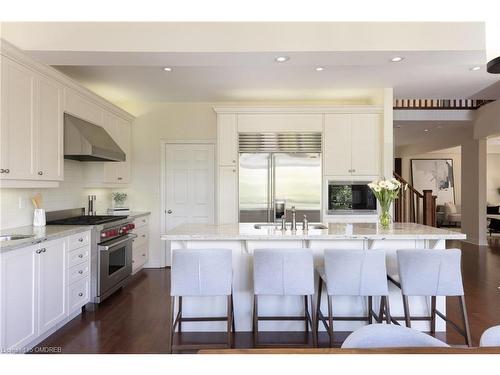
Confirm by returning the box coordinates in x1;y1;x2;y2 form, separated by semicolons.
163;143;215;263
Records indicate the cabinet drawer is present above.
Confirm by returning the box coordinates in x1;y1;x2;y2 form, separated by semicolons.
67;277;90;313
133;226;149;246
67;246;90;269
133;215;149;229
68;231;90;251
132;243;148;274
67;261;90;285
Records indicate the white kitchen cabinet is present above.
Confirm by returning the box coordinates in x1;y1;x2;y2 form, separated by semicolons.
131;215;150;274
63;88;103;126
0;244;38;351
36;75;64;181
0;56;63;182
324;113;381;177
0;232;90;352
0;56;36;180
218;166;239;224
37;239;67;335
217;114;238;166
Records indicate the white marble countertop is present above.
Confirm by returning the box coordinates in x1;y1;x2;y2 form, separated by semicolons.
0;225;92;253
161;222;467;241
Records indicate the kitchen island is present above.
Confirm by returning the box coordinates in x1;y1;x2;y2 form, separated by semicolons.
161;222;466;333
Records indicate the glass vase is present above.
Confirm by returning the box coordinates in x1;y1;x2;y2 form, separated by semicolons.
379;205;392;229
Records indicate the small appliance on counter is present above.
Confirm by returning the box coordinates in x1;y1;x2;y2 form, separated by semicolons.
107;207;130;214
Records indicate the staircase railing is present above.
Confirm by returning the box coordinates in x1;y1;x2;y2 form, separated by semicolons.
393;172;437;227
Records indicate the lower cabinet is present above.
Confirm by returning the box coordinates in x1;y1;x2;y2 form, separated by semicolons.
131;215;150;274
0;231;91;352
217;166;238;224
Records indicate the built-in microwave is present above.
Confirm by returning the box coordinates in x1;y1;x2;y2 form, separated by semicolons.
327;181;377;215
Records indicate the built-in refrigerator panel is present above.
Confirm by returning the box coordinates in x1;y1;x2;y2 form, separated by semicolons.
273;153;321;222
239;153;270;222
239;152;321;223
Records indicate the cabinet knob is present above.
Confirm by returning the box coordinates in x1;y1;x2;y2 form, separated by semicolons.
36;249;43;254
142;253;146;257
132;260;135;263
232;169;236;173
141;234;146;238
78;270;83;274
78;254;83;258
78;292;83;297
0;169;4;173
5;169;9;173
117;177;123;180
232;160;236;163
167;210;173;214
78;238;84;242
38;171;43;175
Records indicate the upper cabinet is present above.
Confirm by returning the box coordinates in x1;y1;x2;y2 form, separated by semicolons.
1;40;134;187
217;114;237;166
0;56;63;182
323;113;382;177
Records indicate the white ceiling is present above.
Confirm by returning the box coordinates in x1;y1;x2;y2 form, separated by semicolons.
2;22;499;103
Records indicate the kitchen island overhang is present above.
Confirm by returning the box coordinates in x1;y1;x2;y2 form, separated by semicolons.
162;222;466;333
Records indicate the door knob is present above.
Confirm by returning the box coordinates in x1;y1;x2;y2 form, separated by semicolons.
38;171;43;175
167;210;173;214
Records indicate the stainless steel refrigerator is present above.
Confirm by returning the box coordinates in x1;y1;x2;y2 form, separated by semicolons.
239;152;322;222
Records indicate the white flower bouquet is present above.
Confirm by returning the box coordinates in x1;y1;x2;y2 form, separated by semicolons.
368;178;404;228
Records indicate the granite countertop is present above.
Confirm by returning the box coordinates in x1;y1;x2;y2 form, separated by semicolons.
161;222;467;241
106;211;151;219
0;225;92;253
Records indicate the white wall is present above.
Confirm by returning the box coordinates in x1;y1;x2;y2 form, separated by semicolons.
399;147;462;206
124;102;217;267
487;153;500;205
0;160;126;229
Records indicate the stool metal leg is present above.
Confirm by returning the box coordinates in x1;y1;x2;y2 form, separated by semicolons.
178;296;183;333
170;296;175;354
459;295;472;347
327;295;334;348
304;296;309;333
231;293;236;334
227;295;233;348
309;294;318;347
315;276;323;334
383;296;391;324
253;295;259;346
402;295;411;328
367;296;373;324
430;296;437;334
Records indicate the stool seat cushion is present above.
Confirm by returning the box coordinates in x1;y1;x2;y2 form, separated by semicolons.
480;325;500;347
342;324;450;349
253;248;314;296
397;249;464;296
171;249;232;297
323;249;389;296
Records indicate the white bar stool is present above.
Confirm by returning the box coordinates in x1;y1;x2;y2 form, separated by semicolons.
316;249;391;347
252;248;317;348
170;248;234;353
394;248;471;346
341;323;449;349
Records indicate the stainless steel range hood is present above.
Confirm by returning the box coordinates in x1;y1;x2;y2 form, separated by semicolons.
64;113;126;162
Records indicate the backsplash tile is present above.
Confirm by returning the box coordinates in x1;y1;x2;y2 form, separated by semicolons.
0;160;128;229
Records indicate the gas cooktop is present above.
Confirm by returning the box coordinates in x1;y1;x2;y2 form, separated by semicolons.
47;215;127;226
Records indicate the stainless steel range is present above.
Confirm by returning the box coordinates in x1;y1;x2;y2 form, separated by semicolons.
47;208;137;304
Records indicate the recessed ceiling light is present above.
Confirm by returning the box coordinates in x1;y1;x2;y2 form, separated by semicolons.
391;57;404;62
163;67;172;72
470;66;481;71
315;67;324;71
424;129;429;132
275;56;289;63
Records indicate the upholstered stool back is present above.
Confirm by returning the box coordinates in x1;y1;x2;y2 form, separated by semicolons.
323;249;389;296
171;249;232;297
480;325;500;347
342;324;450;348
253;248;314;296
397;249;464;296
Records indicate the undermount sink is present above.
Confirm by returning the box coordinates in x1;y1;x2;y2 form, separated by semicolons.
253;223;328;230
0;234;35;242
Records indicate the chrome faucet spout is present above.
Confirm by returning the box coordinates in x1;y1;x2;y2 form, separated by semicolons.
291;206;297;231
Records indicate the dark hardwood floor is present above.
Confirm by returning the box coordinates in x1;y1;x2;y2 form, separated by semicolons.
35;240;500;353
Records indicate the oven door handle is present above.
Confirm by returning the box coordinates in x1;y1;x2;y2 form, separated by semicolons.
98;233;137;252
